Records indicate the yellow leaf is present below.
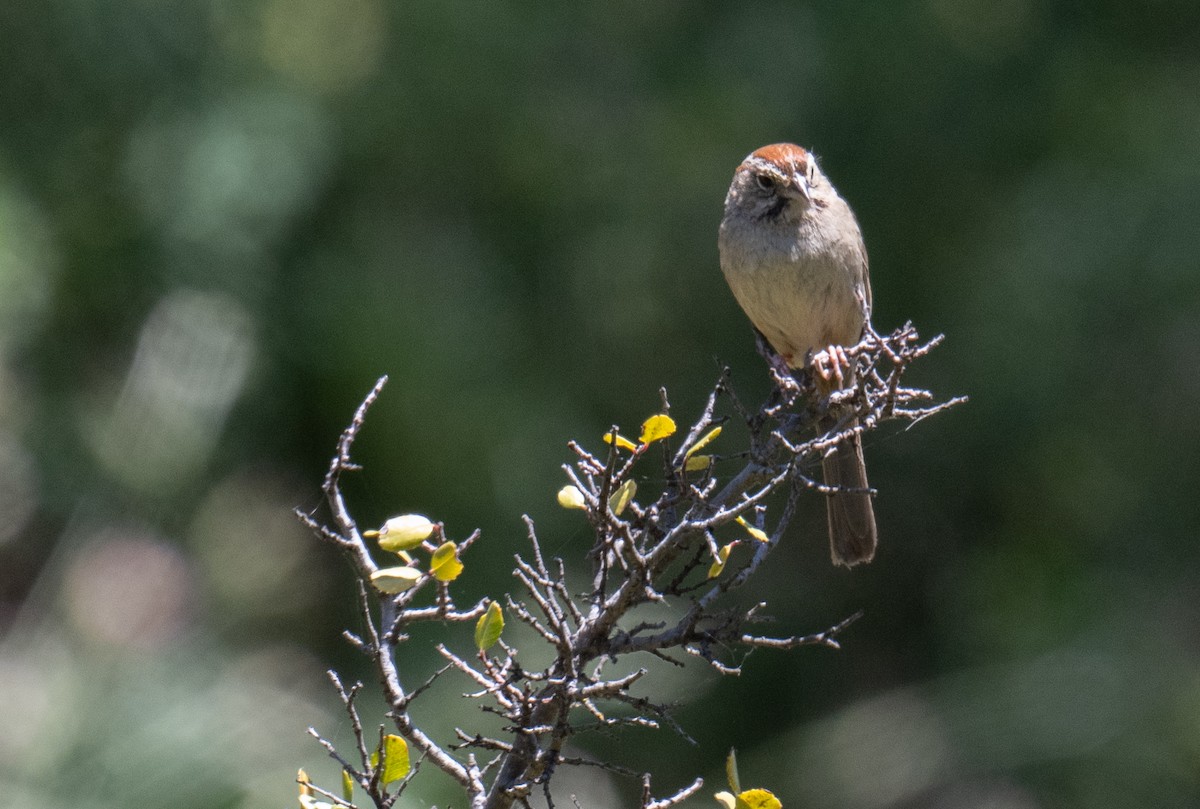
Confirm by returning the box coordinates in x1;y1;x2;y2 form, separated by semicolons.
557;485;586;509
370;566;423;593
376;514;434;552
735;789;782;809
299;796;334;809
639;414;677;445
608;479;636;516
685;425;723;460
603;431;639;452
341;770;354;802
382;734;410;783
736;516;770;543
297;770;334;809
430;541;464;582
684;454;713;472
475;600;505;651
707;542;737;579
726;749;741;793
369;734;411;785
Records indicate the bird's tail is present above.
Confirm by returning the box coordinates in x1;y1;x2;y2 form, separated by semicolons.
821;423;877;567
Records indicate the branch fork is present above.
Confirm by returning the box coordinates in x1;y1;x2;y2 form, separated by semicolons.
296;322;962;808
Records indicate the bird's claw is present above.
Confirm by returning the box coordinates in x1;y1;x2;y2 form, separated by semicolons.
812;345;851;390
768;364;802;403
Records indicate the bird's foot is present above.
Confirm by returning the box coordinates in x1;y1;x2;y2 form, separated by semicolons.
755;333;802;406
812;344;851;391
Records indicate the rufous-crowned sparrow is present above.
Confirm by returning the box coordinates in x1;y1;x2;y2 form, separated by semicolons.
718;143;877;567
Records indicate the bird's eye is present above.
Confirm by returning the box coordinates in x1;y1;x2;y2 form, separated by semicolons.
754;173;776;192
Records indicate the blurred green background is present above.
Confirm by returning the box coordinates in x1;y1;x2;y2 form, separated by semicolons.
2;0;1199;807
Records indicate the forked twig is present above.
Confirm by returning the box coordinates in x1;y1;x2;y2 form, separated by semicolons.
296;322;963;809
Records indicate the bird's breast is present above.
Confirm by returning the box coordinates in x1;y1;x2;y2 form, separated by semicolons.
719;228;865;368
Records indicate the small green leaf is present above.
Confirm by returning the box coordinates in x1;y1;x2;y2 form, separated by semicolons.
376;514;435;552
297;770;335;809
341;769;354;802
370;566;423;593
370;734;411;785
608;479;636;516
639;414;677;445
557;485;586;509
299;796;335;809
720;749;781;809
430;541;464;582
684;454;714;472
475;600;505;651
726;749;741;794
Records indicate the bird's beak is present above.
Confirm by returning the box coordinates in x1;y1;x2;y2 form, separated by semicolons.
789;171;812;201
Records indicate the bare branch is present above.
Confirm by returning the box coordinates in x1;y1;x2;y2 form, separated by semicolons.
741;610;865;651
643;774;706;809
297;323;962;809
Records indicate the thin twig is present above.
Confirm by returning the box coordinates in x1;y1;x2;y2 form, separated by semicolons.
296;322;961;809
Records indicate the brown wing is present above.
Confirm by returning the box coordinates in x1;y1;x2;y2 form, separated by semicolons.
855;235;872;329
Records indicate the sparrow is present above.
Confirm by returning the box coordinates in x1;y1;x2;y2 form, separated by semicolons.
718;143;877;567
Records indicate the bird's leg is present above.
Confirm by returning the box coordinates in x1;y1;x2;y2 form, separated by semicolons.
811;344;851;393
755;329;801;403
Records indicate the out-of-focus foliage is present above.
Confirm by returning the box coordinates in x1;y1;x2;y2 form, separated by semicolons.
0;0;1197;807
